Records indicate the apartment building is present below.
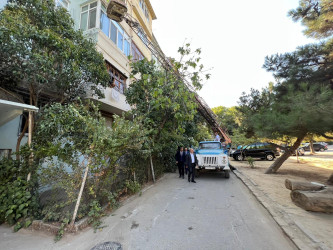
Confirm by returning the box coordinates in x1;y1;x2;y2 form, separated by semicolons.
66;0;157;124
0;0;159;154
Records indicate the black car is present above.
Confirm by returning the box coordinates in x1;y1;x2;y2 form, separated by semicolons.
301;143;328;152
280;146;305;156
231;142;280;161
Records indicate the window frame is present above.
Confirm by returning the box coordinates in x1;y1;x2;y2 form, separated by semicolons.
139;0;150;23
100;5;131;57
131;41;144;61
80;1;98;31
105;61;127;94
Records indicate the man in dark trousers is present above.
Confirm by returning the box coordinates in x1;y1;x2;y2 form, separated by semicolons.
175;146;186;178
186;148;198;183
184;147;189;175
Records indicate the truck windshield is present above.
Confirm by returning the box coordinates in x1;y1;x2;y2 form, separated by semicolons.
199;143;221;150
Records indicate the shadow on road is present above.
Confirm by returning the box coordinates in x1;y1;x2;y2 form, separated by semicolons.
196;171;230;180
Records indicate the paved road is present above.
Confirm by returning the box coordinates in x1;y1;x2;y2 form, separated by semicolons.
0;172;296;250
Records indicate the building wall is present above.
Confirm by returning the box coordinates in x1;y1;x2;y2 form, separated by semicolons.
70;0;157;115
0;116;27;155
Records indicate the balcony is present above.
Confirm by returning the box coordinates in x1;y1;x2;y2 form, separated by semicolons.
106;0;127;22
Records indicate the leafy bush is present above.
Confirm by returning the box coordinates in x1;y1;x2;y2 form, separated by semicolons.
0;158;39;227
30;101;149;237
124;180;141;194
247;157;255;169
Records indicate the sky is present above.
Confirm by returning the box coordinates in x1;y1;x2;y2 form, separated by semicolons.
150;0;315;108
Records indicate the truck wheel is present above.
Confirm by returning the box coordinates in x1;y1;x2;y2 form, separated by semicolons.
236;154;244;161
224;170;230;179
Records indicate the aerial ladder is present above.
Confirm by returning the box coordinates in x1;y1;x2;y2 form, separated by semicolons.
107;0;231;143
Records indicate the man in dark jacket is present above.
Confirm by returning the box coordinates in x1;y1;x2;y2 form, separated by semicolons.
175;147;186;178
186;148;198;183
184;147;189;175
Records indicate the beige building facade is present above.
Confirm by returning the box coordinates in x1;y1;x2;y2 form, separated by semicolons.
66;0;157;120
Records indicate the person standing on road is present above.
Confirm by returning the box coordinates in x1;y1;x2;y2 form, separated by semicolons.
175;146;186;178
186;148;198;183
184;147;189;175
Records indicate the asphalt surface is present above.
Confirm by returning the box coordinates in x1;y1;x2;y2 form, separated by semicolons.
0;172;297;250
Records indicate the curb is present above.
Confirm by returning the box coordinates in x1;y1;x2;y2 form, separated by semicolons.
232;169;328;250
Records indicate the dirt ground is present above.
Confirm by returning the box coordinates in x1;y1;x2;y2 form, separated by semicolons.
231;146;333;249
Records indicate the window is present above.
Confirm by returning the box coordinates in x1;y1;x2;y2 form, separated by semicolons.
100;6;131;57
110;22;117;43
105;61;127;94
139;0;150;22
55;0;70;9
247;144;257;150
131;42;144;61
256;143;265;149
199;143;221;150
18;112;29;135
100;5;110;36
80;2;97;31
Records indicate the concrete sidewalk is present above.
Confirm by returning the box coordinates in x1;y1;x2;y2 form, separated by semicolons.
232;165;332;250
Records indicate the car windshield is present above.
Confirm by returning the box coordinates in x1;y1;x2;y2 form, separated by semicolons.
199;142;221;150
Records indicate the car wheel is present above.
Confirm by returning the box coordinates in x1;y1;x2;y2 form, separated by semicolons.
236;154;244;161
224;170;230;179
266;154;274;161
320;148;325;152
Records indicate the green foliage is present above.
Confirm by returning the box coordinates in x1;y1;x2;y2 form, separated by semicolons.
239;84;333;140
55;218;69;242
230;130;257;147
0;158;39;228
0;0;109;105
212;106;239;135
126;44;210;174
88;200;104;232
124;180;141;194
263;42;333;91
30;101;148;235
247;157;255;169
289;0;333;39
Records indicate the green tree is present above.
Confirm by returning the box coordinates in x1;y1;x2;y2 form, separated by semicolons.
212;106;239;135
32;101;148;230
238;83;333;174
288;0;333;39
125;44;210;172
0;0;109;155
0;0;109;105
289;0;333;181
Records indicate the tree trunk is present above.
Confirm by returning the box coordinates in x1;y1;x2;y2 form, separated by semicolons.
70;155;91;229
309;139;315;155
328;173;333;185
290;188;333;213
150;154;155;183
285;179;325;191
265;133;306;174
